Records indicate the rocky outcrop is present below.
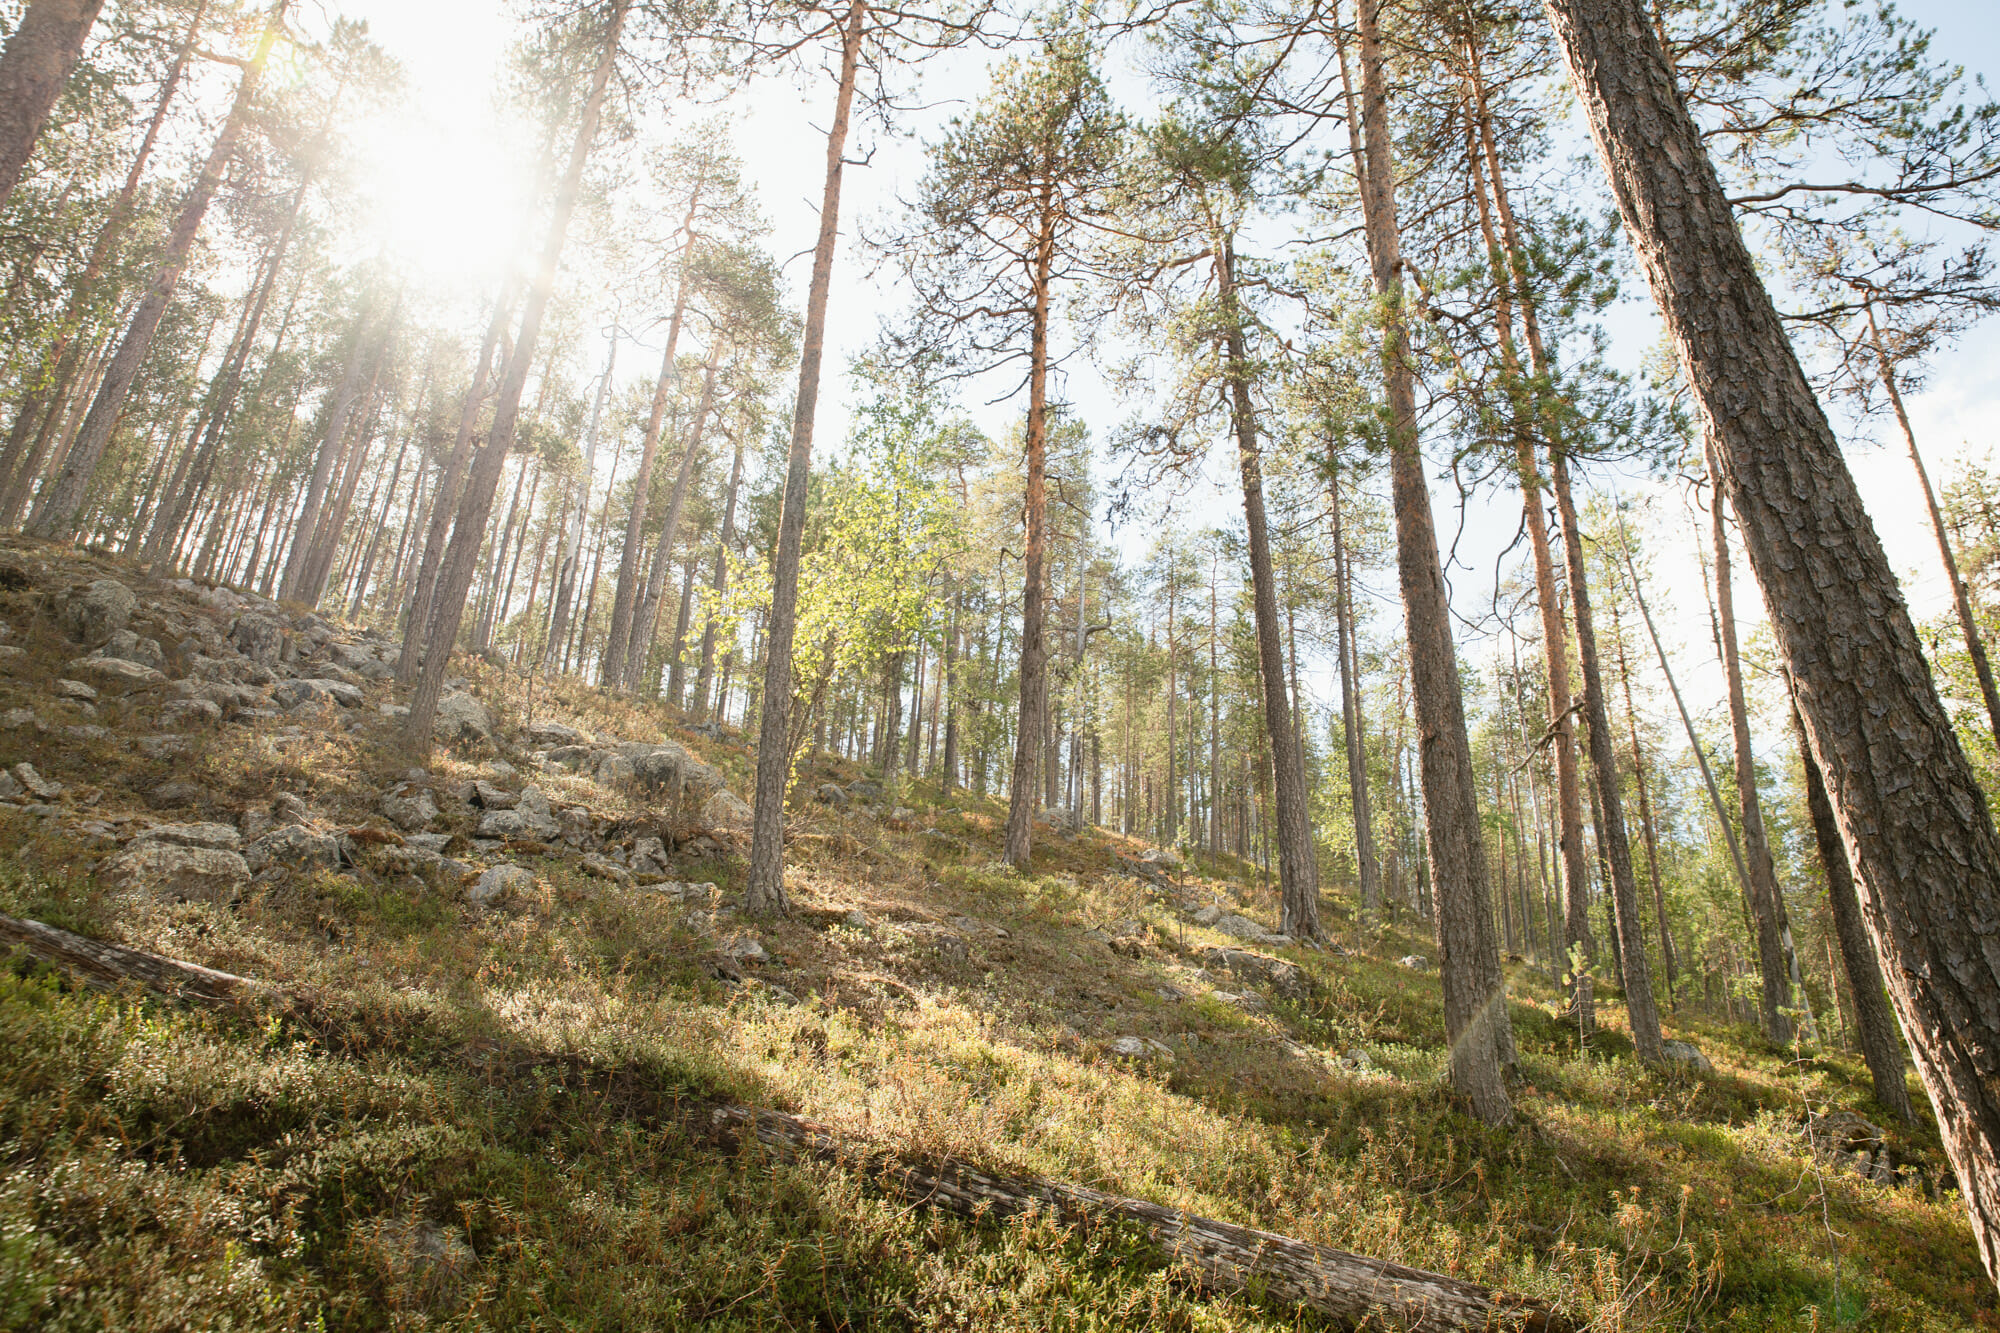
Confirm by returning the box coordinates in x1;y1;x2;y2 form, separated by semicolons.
58;579;134;646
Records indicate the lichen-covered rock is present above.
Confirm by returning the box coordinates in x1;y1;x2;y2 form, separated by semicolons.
12;763;59;799
477;786;558;840
54;679;97;701
230;612;285;665
59;579;134;645
579;855;632;885
132;821;241;851
380;787;440;831
468;863;535;909
101;628;165;670
99;841;249;898
434;692;491;743
1199;945;1308;1001
66;656;165;694
816;783;848;806
526;720;591;746
699;790;753;833
273;677;363;710
158;698;222;728
1660;1039;1712;1074
245;824;344;872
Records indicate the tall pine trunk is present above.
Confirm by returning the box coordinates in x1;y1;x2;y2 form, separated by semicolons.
1351;0;1510;1121
0;0;107;210
1002;202;1055;868
745;0;869;914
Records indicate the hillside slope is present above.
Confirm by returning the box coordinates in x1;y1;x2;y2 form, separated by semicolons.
0;540;1988;1331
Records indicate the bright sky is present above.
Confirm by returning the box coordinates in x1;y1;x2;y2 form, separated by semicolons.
335;0;2000;741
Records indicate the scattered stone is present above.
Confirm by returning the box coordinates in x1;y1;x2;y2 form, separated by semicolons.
1;707;39;728
356;1218;477;1299
273;677;363;710
146;780;209;809
526;720;590;746
885;806;918;829
700;790;753;833
843;908;871;931
58;579;135;645
54;679;97;701
230;613;285;665
468;863;536;909
65;725;107;740
99;841;250;898
405;832;452;852
272;791;310;824
848;779;883;803
434;692;492;743
101;629;166;670
1190;904;1223;926
1108;1035;1173;1059
245;825;343;872
1340;1048;1373;1071
816;783;849;807
136;736;191;760
1199;945;1308;1001
1211;913;1270;941
380;788;440;832
132;822;242;851
0;772;20;800
158;698;222;728
12;763;60;800
66;656;165;694
723;937;770;965
464;779;516;810
579;854;633;886
1660;1039;1713;1073
1396;955;1430;971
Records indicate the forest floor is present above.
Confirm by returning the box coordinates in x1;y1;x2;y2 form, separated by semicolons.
0;539;1989;1331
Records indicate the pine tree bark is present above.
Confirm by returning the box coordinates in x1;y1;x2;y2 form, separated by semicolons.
0;0;107;211
601;302;690;687
1002;205;1055;869
545;337;616;670
626;352;717;690
404;0;628;750
746;0;868;915
1330;465;1381;917
1544;0;2000;1281
692;427;744;718
1608;589;1676;1001
26;7;281;541
1352;0;1510;1119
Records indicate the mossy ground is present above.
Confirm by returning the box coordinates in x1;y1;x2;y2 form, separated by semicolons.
0;564;1989;1329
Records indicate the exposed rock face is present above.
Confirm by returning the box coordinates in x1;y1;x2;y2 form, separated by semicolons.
245;825;344;872
132;822;241;851
434;692;491;743
1199;946;1308;1002
99;841;250;898
230;613;284;666
65;657;165;694
59;579;134;646
12;763;60;799
380;787;440;831
101;629;165;670
158;698;221;728
526;720;590;746
273;678;363;710
701;790;753;833
468;863;535;908
476;787;558;841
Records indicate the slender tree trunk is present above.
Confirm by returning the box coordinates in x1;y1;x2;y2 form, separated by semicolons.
692;427;744;718
1351;0;1510;1119
1217;236;1318;938
0;0;108;211
1608;589;1676;1002
746;0;868;914
404;0;628;749
1329;464;1381;918
626;352;717;690
1552;453;1662;1061
545;336;615;668
1789;698;1915;1123
27;6;282;541
1708;453;1795;1044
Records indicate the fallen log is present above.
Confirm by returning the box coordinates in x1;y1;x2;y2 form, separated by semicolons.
0;914;1570;1330
706;1103;1568;1331
0;912;263;1007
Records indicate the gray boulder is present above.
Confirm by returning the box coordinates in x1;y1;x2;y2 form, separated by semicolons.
468;863;535;909
59;579;134;646
526;720;591;746
700;790;753;833
273;678;363;710
230;613;284;665
477;786;558;840
158;698;222;728
1660;1039;1713;1074
132;821;241;851
99;841;249;898
1200;945;1308;1001
245;824;344;872
101;629;166;670
66;656;165;694
380;788;440;831
816;783;848;807
434;692;491;743
11;764;59;799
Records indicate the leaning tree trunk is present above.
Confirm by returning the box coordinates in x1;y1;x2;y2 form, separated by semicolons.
26;7;281;542
1544;0;2000;1286
404;0;629;750
745;0;869;915
1217;235;1319;940
1788;699;1916;1124
1707;454;1796;1044
1352;0;1510;1120
0;0;108;211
